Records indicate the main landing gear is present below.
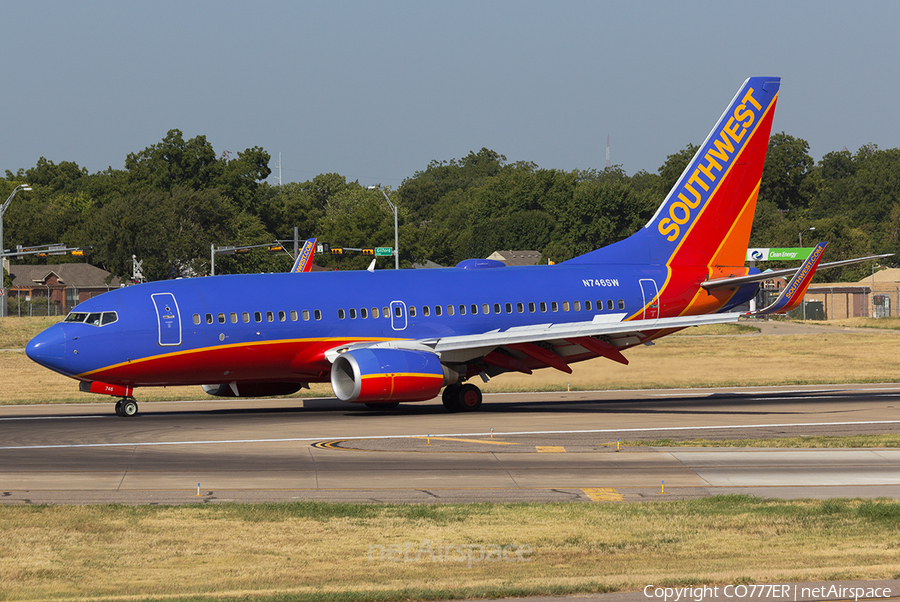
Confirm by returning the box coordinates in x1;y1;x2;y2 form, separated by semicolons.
441;384;483;413
114;398;139;417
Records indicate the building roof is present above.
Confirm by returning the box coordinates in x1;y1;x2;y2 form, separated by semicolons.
8;263;121;288
486;250;542;266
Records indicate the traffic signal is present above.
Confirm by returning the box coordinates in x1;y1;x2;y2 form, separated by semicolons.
72;249;85;257
234;247;250;254
267;245;284;252
361;248;374;256
331;247;343;255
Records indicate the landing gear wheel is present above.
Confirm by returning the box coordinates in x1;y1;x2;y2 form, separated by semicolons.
442;385;461;412
442;384;483;412
115;398;138;417
457;384;483;412
365;402;400;410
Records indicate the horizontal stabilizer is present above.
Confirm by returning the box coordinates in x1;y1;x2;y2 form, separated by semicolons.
702;252;893;290
749;242;827;316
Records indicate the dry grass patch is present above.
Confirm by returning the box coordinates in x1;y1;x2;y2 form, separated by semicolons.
1;499;899;601
625;434;900;448
481;329;900;392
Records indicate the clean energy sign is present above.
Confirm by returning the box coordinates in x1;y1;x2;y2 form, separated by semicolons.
746;248;814;261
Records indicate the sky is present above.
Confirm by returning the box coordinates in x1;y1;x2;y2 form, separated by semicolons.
3;0;899;188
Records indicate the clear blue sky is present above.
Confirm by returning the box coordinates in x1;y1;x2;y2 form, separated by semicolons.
3;0;898;187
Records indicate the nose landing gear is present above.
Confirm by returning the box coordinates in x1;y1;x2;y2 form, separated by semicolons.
114;398;139;417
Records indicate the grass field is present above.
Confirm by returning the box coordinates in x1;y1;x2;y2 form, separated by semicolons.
2;498;899;601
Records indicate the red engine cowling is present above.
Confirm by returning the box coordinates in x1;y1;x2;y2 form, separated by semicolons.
331;348;445;403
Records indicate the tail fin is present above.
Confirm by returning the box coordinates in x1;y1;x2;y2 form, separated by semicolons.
290;238;317;273
567;77;780;268
750;241;827;316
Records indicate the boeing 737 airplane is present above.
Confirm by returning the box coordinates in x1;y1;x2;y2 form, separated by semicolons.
25;77;884;417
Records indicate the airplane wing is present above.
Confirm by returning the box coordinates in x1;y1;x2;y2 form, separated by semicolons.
325;311;743;369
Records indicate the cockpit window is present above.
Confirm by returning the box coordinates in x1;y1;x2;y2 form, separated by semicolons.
63;311;118;326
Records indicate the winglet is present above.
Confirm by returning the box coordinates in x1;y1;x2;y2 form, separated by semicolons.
291;238;317;273
749;242;827;316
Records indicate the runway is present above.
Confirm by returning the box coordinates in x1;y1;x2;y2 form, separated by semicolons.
2;383;900;505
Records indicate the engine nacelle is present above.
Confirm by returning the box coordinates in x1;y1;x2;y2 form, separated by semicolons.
201;382;305;398
331;348;445;403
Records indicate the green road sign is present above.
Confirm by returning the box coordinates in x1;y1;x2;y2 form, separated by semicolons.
375;247;392;257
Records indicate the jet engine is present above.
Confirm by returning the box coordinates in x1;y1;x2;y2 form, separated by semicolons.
330;347;449;403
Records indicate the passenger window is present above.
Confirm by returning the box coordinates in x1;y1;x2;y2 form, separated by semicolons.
266;311;274;322
516;303;524;313
551;302;558;312
314;309;322;321
540;302;547;312
338;309;346;320
471;304;478;315
574;301;581;311
218;313;226;324
290;310;298;321
422;306;430;317
562;301;569;312
447;305;455;316
371;308;379;319
243;312;250;323
302;310;310;321
230;312;238;323
607;300;614;311
361;308;368;319
435;305;442;316
383;307;389;318
459;305;467;315
278;311;286;322
349;308;357;319
505;303;512;313
528;302;535;313
493;303;501;314
482;303;490;314
254;312;262;322
618;299;625;310
206;313;214;324
394;306;403;317
585;301;592;311
101;312;118;326
409;306;416;317
193;314;201;325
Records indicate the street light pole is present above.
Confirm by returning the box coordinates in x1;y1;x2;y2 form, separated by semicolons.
1;184;32;318
368;186;399;269
799;226;815;248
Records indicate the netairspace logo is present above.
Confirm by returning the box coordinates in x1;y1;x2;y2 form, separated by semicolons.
642;582;892;601
368;539;532;568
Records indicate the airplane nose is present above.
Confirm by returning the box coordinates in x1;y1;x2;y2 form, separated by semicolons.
26;324;67;366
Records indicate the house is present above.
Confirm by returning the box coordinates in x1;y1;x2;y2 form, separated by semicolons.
8;264;122;316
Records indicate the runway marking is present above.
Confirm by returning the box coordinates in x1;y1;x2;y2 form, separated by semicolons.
581;487;624;501
411;437;518;446
536;446;566;452
4;419;900;451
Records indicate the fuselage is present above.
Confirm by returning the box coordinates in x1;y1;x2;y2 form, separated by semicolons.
25;261;753;388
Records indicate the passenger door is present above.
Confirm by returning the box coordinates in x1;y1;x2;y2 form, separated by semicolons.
151;292;182;346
